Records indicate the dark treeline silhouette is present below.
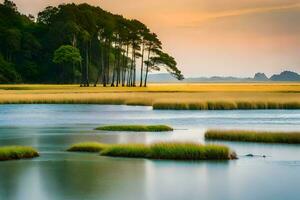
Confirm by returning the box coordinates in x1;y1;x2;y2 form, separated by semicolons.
0;0;184;86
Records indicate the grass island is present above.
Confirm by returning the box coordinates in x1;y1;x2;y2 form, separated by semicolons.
205;130;300;144
95;125;173;132
67;142;237;160
67;142;109;152
0;146;39;161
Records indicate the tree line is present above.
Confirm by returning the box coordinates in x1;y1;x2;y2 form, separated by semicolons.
0;0;183;86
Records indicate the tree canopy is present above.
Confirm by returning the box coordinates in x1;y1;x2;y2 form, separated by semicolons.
53;45;82;65
0;0;184;86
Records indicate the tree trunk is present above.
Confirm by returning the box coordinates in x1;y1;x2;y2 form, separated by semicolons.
102;47;107;87
133;46;137;87
72;63;75;84
111;52;117;87
94;53;103;87
116;47;121;87
139;42;145;87
80;61;84;87
71;34;77;84
121;51;125;87
102;41;110;87
122;45;129;87
85;44;89;87
144;47;151;87
106;41;111;85
94;57;100;86
130;48;135;87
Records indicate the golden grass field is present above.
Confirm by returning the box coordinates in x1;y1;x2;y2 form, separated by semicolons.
0;83;299;109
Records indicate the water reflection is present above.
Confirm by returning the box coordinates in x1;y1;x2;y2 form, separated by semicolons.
0;105;300;200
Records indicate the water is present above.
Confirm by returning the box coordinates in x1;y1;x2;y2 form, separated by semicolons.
0;104;300;200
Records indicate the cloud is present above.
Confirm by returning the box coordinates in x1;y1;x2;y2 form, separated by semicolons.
204;3;300;19
181;3;300;27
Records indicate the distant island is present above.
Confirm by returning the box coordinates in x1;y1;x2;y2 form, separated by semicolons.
148;71;300;83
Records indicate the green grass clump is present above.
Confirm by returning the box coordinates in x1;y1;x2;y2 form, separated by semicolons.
67;142;109;152
150;143;235;160
205;130;300;144
0;146;39;161
101;144;151;158
95;125;173;132
101;142;236;160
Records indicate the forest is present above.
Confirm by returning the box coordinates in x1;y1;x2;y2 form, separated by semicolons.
0;0;183;86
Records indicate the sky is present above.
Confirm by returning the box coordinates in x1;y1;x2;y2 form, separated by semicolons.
6;0;300;77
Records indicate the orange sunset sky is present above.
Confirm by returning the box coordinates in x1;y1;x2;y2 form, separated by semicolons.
8;0;300;77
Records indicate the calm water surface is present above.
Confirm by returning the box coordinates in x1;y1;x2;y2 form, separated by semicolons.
0;105;300;200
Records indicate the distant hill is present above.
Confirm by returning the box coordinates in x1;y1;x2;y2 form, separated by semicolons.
270;71;300;81
147;73;252;83
254;73;268;81
147;73;179;83
148;71;300;83
184;76;253;83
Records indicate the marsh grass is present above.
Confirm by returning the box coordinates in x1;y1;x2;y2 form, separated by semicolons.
125;98;153;106
95;125;173;132
0;84;299;110
149;143;235;160
0;97;126;105
101;144;151;158
101;142;237;160
152;102;190;110
1;83;300;92
0;146;39;161
67;142;109;152
67;142;236;160
207;101;237;110
153;101;300;110
205;130;300;144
